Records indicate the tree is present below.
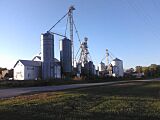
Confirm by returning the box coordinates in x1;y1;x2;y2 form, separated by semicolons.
136;66;142;73
142;67;149;76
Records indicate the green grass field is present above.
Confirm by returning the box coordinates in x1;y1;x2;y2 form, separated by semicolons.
0;81;160;120
0;78;119;88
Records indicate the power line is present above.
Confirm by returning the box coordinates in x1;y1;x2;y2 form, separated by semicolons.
73;19;81;44
65;16;69;36
48;12;68;32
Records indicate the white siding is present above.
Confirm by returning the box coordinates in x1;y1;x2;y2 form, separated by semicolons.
14;62;25;80
14;61;41;80
111;60;124;77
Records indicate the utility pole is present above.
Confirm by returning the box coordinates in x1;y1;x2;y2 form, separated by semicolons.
68;6;75;68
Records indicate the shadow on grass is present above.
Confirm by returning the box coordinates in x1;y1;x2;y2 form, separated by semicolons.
72;81;160;98
0;81;160;120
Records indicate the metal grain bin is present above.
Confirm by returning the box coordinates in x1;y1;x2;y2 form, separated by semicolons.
60;38;72;74
41;32;54;79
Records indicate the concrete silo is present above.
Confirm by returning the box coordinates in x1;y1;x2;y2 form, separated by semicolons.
60;38;72;76
111;58;124;77
41;32;54;79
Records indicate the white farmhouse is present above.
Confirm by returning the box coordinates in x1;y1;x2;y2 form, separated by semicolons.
14;60;41;80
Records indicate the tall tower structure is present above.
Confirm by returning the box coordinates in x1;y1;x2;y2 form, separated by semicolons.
79;37;89;66
41;32;54;79
68;6;75;67
106;49;109;66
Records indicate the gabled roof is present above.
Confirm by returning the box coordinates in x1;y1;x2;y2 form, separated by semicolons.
14;60;41;68
32;56;41;60
112;58;122;61
32;55;60;63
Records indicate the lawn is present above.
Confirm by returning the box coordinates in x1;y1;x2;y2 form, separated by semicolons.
0;78;119;88
0;81;160;120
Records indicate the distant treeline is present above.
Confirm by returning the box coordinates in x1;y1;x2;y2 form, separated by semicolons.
136;64;160;78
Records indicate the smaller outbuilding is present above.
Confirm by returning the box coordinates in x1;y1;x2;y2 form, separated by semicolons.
14;60;41;80
111;58;124;77
13;56;62;80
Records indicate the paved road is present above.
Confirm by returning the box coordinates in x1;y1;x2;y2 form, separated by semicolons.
0;79;159;99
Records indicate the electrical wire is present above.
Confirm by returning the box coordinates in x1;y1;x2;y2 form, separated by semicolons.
101;54;106;62
72;18;82;44
65;16;69;37
48;12;69;32
75;47;81;60
100;49;115;64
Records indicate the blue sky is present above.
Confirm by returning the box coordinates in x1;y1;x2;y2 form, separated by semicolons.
0;0;160;69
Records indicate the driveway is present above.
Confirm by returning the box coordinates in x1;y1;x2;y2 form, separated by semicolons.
0;79;159;99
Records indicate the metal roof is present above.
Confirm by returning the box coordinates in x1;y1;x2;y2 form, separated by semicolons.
14;57;60;68
32;56;41;61
32;56;60;63
112;58;122;61
14;60;41;68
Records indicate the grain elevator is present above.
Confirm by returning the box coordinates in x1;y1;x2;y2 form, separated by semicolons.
41;32;55;79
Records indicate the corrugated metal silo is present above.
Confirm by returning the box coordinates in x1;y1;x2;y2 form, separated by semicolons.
111;58;124;77
60;38;72;75
88;61;95;75
41;32;54;79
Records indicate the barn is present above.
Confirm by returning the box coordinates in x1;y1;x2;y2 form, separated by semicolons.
13;56;61;80
14;60;41;80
